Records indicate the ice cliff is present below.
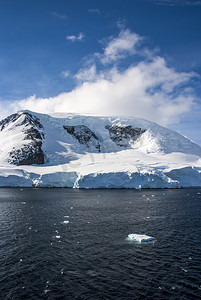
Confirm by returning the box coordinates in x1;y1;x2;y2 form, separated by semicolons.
0;110;201;188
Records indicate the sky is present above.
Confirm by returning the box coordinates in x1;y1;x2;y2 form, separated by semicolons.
0;0;201;144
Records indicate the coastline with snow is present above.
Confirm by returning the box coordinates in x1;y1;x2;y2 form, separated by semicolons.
0;111;201;189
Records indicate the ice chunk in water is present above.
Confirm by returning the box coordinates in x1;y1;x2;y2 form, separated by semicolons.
128;234;155;243
63;220;69;224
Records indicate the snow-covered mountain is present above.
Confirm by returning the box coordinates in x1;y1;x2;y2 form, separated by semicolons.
0;110;201;188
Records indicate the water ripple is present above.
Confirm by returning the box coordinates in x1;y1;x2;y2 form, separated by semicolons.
0;188;201;299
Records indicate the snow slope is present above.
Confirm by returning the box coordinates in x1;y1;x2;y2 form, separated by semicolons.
0;110;201;188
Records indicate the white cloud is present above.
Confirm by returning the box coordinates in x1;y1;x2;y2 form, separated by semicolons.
100;29;142;64
61;70;70;78
66;33;84;42
74;65;98;82
0;101;12;121
0;29;198;129
5;56;196;126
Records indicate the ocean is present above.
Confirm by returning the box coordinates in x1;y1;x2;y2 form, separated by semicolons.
0;188;201;299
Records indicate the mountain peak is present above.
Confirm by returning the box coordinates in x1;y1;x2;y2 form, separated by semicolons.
0;111;201;188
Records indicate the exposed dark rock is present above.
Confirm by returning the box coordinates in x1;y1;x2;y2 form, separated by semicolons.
0;112;44;131
63;125;101;152
0;113;19;131
7;143;44;165
19;112;43;129
106;125;146;147
23;127;44;140
1;112;45;166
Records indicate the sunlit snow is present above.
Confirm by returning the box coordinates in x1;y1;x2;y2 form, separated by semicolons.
0;110;201;188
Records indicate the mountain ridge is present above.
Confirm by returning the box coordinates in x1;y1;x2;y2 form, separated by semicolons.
0;110;201;188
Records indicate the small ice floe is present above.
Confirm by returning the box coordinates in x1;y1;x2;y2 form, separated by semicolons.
21;202;26;204
127;234;155;243
44;281;50;295
44;289;49;295
55;235;61;239
63;220;69;224
181;267;188;273
64;216;70;218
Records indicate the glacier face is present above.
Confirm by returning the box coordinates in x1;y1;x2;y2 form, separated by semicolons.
0;110;201;188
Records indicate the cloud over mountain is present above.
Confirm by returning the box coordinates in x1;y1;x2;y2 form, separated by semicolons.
1;29;198;127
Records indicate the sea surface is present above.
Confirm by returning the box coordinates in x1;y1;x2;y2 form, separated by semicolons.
0;188;201;300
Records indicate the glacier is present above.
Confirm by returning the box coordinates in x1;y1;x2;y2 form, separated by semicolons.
0;110;201;188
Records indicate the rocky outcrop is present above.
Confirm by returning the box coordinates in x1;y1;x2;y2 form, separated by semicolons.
0;112;45;165
63;125;101;152
23;127;44;141
0;112;44;131
106;125;146;147
0;113;19;131
7;142;44;165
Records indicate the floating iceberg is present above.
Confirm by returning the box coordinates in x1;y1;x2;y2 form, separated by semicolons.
63;220;69;224
128;234;155;243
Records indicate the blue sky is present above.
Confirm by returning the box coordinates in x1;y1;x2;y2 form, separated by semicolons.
0;0;201;143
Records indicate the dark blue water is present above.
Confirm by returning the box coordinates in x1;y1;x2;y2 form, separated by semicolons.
0;188;201;299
